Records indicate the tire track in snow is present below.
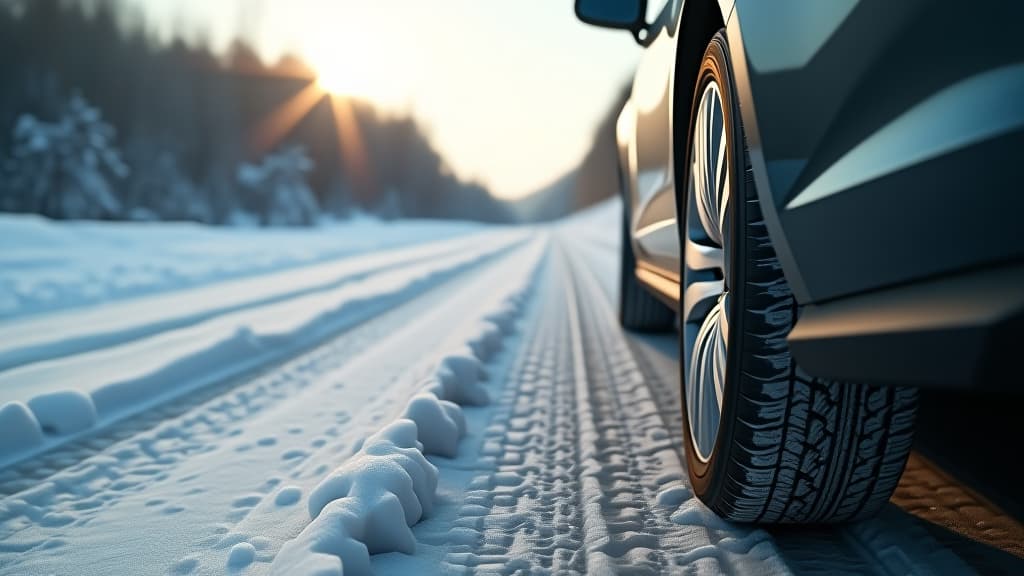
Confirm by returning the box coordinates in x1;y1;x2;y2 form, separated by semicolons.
565;240;786;574
439;239;786;575
0;234;525;468
0;231;507;373
264;241;546;576
564;230;999;575
0;240;546;576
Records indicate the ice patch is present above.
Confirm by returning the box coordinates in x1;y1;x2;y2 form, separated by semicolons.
27;390;98;435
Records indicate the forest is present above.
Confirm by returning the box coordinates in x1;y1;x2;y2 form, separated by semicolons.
0;0;515;225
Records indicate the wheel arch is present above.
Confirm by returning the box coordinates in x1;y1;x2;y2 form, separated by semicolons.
670;0;727;229
671;0;812;302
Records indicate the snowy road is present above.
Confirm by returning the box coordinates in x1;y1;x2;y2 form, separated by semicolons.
0;208;1021;575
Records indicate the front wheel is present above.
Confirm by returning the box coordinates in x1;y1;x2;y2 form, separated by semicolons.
678;32;918;523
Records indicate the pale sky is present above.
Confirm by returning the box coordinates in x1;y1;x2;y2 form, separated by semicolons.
122;0;643;200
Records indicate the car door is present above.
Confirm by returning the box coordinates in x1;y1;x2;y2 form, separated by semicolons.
631;0;683;280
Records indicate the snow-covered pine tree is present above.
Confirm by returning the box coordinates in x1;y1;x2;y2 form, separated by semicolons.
6;93;128;219
236;145;319;226
125;150;212;223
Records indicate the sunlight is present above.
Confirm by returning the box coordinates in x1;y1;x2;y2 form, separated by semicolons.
250;80;325;155
328;94;374;201
316;59;388;103
304;4;408;109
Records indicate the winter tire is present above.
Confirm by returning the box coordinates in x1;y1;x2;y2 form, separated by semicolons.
679;32;919;523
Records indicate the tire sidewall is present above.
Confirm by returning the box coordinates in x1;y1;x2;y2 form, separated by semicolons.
680;32;750;503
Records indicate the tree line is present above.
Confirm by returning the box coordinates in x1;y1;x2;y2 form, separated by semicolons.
0;0;513;225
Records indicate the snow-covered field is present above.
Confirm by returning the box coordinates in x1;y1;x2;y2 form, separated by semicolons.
0;207;1018;575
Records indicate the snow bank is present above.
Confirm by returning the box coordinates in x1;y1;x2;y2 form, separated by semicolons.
273;420;437;576
227;542;257;569
270;253;540;575
0;234;524;465
0;213;484;319
0;402;44;456
401;394;464;458
27;390;97;435
0;231;488;373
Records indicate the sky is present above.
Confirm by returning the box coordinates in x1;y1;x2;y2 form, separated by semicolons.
121;0;644;200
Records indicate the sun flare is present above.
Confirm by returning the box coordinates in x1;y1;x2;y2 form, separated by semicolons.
309;39;405;107
315;60;380;100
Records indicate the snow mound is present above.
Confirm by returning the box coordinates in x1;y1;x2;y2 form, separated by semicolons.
273;420;439;576
466;321;502;361
436;353;489;406
27;389;98;435
401;393;464;458
270;253;539;575
275;486;303;506
483;303;519;335
0;235;523;465
0;402;44;459
227;542;256;568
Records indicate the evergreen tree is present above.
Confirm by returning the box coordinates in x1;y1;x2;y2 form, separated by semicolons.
6;93;127;219
237;145;319;226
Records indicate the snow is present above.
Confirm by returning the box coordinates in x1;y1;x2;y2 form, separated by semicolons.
0;402;43;456
296;418;437;548
26;390;97;435
0;203;986;575
268;256;536;575
0;230;488;372
435;353;490;406
401;394;464;458
6;95;127;221
0;231;524;464
227;542;257;569
0;212;484;319
237;146;319;227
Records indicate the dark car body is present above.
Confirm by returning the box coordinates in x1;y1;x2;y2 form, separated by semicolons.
609;0;1024;388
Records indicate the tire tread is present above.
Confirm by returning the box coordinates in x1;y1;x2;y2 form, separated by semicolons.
713;152;917;524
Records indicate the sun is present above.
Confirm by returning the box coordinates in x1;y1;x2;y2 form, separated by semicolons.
311;45;405;108
316;60;376;100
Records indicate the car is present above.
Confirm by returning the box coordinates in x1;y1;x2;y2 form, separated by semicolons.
575;0;1024;524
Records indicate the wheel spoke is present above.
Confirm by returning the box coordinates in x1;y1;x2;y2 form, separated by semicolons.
682;278;724;324
684;233;724;272
689;302;724;457
713;93;730;240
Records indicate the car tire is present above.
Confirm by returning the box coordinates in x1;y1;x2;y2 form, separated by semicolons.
679;31;919;523
619;199;676;331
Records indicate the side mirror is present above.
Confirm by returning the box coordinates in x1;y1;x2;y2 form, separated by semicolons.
575;0;647;31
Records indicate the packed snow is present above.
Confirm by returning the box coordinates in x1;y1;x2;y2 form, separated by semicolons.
0;213;483;318
0;204;1012;575
0;225;525;465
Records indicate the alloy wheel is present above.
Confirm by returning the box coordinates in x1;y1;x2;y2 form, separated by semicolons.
682;80;731;463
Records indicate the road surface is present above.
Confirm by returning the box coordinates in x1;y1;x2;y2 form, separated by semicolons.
0;205;1020;575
